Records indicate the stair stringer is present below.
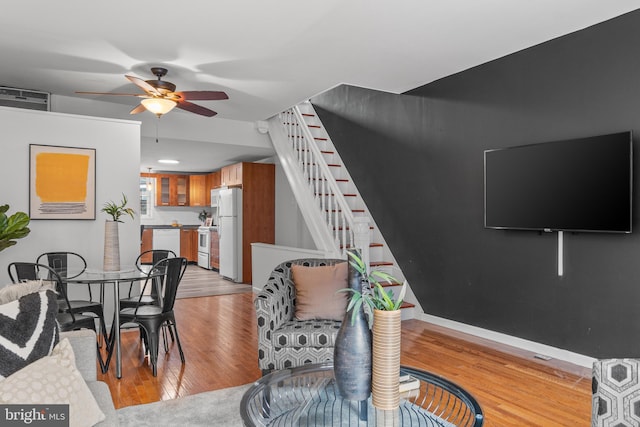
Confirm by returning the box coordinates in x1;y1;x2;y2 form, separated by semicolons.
270;102;423;319
267;115;341;258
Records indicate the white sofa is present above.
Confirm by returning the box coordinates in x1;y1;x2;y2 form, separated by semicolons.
62;330;119;426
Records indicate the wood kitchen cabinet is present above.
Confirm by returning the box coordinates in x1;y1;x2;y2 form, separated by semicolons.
220;163;243;187
208;171;221;189
180;228;198;262
188;175;208;207
155;174;189;206
140;228;153;263
204;171;221;205
237;162;275;284
209;229;219;269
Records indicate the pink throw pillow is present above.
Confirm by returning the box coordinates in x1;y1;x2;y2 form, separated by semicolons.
292;262;348;321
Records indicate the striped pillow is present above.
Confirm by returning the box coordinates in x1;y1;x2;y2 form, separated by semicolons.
0;290;59;379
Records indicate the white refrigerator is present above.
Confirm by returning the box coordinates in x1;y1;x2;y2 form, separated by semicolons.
218;187;243;282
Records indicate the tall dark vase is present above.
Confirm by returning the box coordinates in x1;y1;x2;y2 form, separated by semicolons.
334;248;372;401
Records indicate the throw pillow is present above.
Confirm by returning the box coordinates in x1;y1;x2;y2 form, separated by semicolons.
0;289;59;379
292;262;348;321
0;279;54;305
0;338;105;427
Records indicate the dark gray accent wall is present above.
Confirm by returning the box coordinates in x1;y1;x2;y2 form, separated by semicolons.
311;9;640;358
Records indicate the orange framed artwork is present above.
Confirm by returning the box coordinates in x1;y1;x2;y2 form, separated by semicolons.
29;144;96;220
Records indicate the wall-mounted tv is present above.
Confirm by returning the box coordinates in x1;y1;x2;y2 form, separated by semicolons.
484;131;633;233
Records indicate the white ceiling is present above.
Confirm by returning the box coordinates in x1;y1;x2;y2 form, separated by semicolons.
2;1;639;172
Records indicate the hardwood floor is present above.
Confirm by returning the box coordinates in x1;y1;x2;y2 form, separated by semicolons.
176;265;252;299
97;270;592;425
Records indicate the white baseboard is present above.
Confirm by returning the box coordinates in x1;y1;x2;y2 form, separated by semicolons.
418;313;595;369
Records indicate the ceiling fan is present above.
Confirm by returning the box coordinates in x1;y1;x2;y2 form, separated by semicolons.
76;67;228;118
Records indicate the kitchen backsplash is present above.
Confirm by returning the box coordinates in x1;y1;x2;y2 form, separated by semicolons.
141;205;213;226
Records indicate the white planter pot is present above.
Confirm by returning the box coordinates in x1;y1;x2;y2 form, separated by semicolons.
103;220;120;271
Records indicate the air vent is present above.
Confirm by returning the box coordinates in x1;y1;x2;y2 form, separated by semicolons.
0;86;50;112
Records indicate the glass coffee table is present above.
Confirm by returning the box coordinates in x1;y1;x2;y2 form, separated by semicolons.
240;363;484;426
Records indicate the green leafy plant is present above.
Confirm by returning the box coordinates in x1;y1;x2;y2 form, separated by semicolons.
101;193;135;222
198;209;209;223
0;205;31;252
340;249;407;327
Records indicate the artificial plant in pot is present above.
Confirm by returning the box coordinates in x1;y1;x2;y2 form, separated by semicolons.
341;249;407;411
0;205;31;252
101;194;135;271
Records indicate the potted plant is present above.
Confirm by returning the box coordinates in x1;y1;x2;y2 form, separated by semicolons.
342;250;407;327
198;209;209;225
101;194;135;271
101;194;135;223
340;249;407;411
0;204;30;252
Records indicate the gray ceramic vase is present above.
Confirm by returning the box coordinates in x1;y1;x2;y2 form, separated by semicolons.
333;248;372;401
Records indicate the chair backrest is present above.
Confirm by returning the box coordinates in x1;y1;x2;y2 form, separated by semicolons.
36;252;87;279
136;257;187;314
7;262;79;322
8;262;38;283
135;249;177;272
160;257;187;312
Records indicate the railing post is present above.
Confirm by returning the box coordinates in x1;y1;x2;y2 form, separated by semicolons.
353;216;370;273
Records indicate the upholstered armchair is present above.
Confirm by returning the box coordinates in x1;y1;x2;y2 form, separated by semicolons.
592;358;640;426
255;258;347;375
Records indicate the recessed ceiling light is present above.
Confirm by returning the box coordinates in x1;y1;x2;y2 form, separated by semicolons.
158;159;180;164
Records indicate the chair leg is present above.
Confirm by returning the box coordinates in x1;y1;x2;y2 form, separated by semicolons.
161;324;169;353
168;316;185;364
104;321;117;372
96;341;107;374
166;321;175;342
95;308;110;353
140;324;160;377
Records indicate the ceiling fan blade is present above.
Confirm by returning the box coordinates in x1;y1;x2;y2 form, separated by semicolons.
175;91;229;101
125;75;161;96
176;100;217;117
129;104;147;115
75;91;146;97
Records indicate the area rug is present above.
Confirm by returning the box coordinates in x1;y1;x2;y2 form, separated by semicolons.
117;384;251;426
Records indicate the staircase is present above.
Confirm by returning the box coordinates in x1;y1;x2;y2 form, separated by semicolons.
267;101;420;319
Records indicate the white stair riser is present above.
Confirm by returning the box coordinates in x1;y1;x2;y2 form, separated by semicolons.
276;103;418;320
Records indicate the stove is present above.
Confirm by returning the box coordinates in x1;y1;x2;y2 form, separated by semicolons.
197;226;217;269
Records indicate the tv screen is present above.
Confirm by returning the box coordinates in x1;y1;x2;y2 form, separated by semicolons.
484;131;632;233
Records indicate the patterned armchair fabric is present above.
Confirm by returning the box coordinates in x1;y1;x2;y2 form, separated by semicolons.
255;258;345;374
592;358;640;426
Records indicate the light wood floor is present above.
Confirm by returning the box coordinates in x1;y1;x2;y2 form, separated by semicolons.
176;265;252;299
97;268;592;425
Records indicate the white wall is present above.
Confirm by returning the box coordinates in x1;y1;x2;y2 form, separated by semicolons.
0;107;141;284
271;156;316;250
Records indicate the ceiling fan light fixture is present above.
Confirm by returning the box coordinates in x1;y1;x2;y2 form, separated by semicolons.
141;97;177;116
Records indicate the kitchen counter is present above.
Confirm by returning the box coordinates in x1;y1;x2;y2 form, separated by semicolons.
141;224;201;229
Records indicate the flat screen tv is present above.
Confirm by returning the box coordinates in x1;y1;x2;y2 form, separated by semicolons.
484;131;632;233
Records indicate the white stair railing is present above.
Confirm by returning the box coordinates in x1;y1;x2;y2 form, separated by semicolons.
268;105;369;263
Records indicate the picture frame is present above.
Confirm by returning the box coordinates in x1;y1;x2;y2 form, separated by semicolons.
29;144;96;220
205;217;213;227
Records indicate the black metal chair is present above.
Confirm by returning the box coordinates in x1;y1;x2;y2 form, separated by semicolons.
36;251;110;352
121;249;178;349
7;262;107;373
106;256;188;376
120;249;177;307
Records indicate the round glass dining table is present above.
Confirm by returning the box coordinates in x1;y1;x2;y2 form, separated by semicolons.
64;266;162;379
